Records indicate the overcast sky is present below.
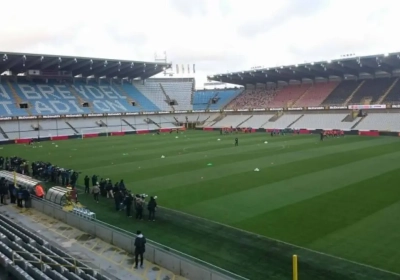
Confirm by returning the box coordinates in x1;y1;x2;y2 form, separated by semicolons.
1;0;399;88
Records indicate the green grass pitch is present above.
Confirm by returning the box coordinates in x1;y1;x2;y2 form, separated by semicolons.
2;131;400;280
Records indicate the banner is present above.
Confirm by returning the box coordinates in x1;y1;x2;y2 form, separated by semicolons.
192;110;205;113
65;114;83;118
106;113;122;116
125;112;139;115
329;106;347;110
269;107;283;111
307;106;324;110
288;107;303;111
174;110;188;113
391;104;400;108
193;64;196;74
0;116;13;121
237;109;249;112
17;116;37;120
42;115;61;119
348;104;386;109
253;108;266;111
87;113;103;117
223;109;234;112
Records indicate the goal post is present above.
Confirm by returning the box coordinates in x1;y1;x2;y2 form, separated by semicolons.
80;127;109;139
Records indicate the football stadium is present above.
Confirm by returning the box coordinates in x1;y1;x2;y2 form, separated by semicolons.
1;51;400;280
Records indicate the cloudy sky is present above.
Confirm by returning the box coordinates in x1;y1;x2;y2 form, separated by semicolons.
1;0;399;88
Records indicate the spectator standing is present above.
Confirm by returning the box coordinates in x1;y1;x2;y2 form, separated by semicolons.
134;231;146;269
147;197;157;221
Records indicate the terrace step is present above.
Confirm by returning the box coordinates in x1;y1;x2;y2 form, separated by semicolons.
68;84;94;113
377;78;399;104
288;114;304;128
344;80;365;106
351;115;366;129
236;115;253;127
0;126;8;139
122;119;136;130
7;81;32;116
65;121;79;134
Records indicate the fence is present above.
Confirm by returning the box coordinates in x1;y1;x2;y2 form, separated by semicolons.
30;197;249;280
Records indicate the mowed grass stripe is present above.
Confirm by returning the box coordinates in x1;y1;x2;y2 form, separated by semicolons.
129;136;381;194
80;137;318;174
182;141;400;221
231;166;400;272
307;179;400;273
32;132;302;169
137;138;397;208
87;137;360;181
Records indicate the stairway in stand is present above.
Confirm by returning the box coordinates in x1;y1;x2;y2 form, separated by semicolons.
343;80;365;106
68;84;94;113
114;84;143;110
7;81;32;115
377;78;399;104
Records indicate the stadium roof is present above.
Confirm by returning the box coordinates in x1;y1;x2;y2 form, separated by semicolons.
0;52;171;79
208;52;400;85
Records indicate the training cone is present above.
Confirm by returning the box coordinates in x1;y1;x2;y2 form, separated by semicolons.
175;136;179;138
55;145;58;148
207;163;213;166
217;139;221;141
254;168;260;172
264;141;268;144
161;155;165;158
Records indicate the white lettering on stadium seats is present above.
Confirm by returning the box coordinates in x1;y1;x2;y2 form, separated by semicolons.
106;100;127;112
99;86;118;99
0;101;13;115
110;87;126;98
34;101;54;114
19;85;41;99
71;85;90;99
37;85;59;99
49;101;70;113
0;85;11;99
67;100;84;113
93;100;110;111
86;86;105;99
54;85;75;99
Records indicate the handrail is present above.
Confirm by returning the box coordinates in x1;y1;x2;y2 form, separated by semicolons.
30;196;249;280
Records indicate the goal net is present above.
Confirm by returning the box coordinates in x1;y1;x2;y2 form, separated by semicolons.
80;127;109;139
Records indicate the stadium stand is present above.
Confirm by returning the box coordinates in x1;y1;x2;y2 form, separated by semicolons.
0;213;111;280
212;115;252;128
263;114;303;129
193;89;242;110
226;88;277;109
321;80;362;105
161;81;193;110
267;84;311;108
121;83;160;112
381;78;400;104
347;78;395;105
290;113;361;130
192;90;215;110
353;113;400;131
238;114;272;128
294;82;339;107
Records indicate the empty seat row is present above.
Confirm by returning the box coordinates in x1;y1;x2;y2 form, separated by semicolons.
0;215;110;280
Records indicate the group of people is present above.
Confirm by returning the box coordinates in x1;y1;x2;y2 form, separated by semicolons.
83;175;158;221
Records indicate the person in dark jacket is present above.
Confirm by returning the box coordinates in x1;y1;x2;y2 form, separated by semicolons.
84;175;90;193
91;175;97;187
134;231;146;269
147;197;157;221
16;189;24;208
0;178;7;204
22;188;30;208
125;192;133;217
135;196;143;220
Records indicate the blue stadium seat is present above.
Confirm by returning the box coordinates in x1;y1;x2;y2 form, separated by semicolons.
0;79;161;116
193;89;242;110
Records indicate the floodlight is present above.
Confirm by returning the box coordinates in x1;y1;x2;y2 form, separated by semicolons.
58;57;62;62
2;54;7;61
384;53;389;57
74;58;77;63
40;56;44;61
327;60;331;63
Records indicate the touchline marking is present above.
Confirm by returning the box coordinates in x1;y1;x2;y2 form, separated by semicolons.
163;207;400;277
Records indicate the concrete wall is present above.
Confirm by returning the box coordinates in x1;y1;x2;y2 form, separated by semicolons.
31;199;247;280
